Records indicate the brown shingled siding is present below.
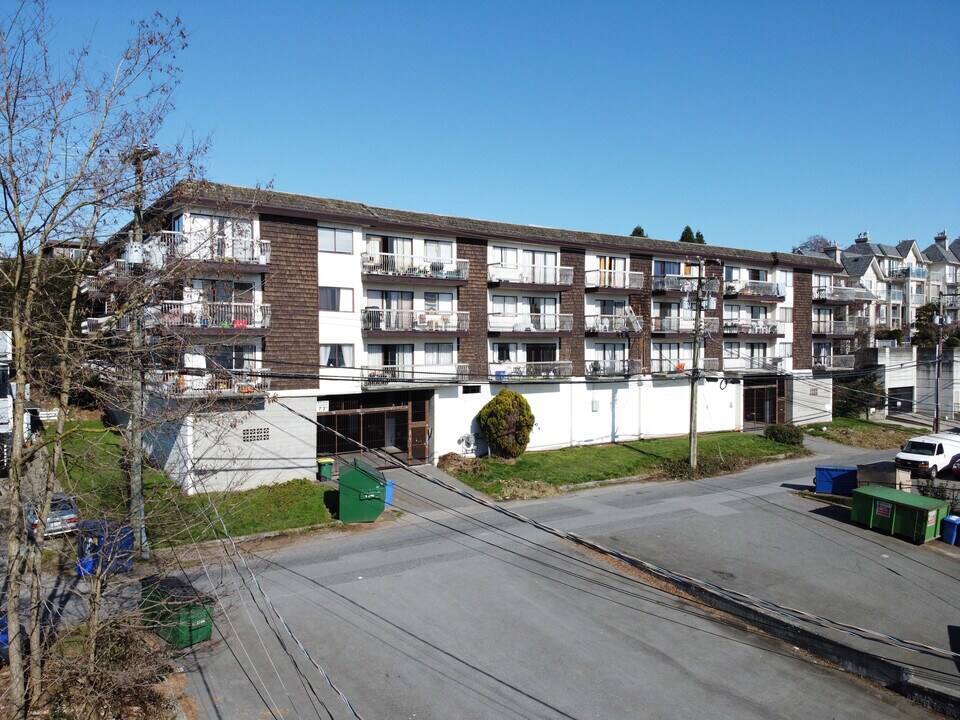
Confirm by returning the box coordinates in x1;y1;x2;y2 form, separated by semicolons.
457;238;488;380
629;255;652;371
793;269;813;370
704;264;724;363
261;215;319;390
561;248;585;373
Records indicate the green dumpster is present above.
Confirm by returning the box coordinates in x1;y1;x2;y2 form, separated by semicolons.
850;486;950;544
338;459;386;523
140;576;214;648
317;457;335;481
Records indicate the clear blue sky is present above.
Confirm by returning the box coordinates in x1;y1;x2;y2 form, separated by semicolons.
54;0;959;252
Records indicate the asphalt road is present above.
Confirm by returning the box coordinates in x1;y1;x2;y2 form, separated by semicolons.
180;437;948;719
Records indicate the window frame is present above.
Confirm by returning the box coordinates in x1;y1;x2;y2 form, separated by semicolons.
318;226;354;254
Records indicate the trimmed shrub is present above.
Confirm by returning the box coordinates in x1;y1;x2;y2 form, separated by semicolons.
763;424;804;447
476;389;535;458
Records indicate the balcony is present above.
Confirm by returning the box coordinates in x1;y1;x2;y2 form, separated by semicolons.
584;359;644;378
584;269;644;291
890;266;927;279
909;293;926;305
723;280;785;300
155;301;271;330
489;361;573;382
811;320;857;336
152;230;270;266
812;286;875;303
721;321;780;336
723;356;784;372
361;252;469;282
488;263;574;287
147;368;271;396
488;313;574;333
652;275;700;293
651;317;720;334
361;363;469;388
814;355;855;370
650;357;690;373
584;314;643;334
876;318;902;330
885;289;905;303
361;308;469;333
941;296;960;310
702;358;721;371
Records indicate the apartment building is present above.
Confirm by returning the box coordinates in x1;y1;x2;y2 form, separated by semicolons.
91;182;846;491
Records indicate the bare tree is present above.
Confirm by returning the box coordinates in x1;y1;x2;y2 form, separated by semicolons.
0;3;205;716
793;234;836;255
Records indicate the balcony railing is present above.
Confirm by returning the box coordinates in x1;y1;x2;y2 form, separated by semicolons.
489;361;573;381
876;318;902;329
890;266;927;279
813;286;875;302
651;317;720;333
909;293;926;305
652;275;701;293
584;268;644;290
156;301;271;329
811;320;856;335
361;363;469;388
724;280;784;298
360;252;469;280
814;355;855;369
153;230;270;265
650;357;690;373
702;358;721;371
723;356;784;372
584;359;644;377
584;314;643;333
147;368;271;396
942;296;960;310
886;289;905;302
721;321;779;335
488;313;574;332
361;308;469;332
488;263;574;286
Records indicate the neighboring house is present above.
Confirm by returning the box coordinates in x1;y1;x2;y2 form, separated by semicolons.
91;182;848;492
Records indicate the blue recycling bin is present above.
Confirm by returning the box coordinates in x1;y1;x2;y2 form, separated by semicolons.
815;466;858;496
76;520;135;576
941;515;960;545
385;480;395;507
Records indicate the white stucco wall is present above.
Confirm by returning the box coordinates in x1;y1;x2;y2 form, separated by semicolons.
787;372;833;426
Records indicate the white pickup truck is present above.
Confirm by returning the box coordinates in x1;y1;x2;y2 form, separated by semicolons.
894;433;960;479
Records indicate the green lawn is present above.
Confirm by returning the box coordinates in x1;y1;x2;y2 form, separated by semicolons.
58;420;335;545
801;417;917;450
445;431;808;499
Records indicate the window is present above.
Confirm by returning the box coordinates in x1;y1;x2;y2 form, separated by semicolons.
596;343;625;361
749;306;767;321
207;345;255;372
723;342;740;358
318;226;353;253
493;343;516;362
525;343;556;362
368;344;413;367
777;308;793;323
319;287;353;312
202;280;254;304
599;299;625;316
654;260;680;276
776;269;793;287
748;268;768;282
492;246;518;269
492;295;518;316
424;239;453;260
724;304;740;321
367;290;413;310
463;385;481;394
725;266;740;282
814;273;831;288
320;344;354;367
776;342;793;358
424;292;453;312
425;343;454;365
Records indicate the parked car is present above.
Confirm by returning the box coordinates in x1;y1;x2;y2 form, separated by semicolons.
25;493;80;538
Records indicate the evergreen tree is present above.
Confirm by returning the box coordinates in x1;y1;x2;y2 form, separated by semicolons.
694;230;705;244
630;225;647;238
679;226;695;243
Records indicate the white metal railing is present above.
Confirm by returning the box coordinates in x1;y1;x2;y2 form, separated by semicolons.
721;321;779;335
724;280;784;297
361;363;469;387
488;313;574;332
361;308;469;332
488;361;573;381
156;301;271;329
652;275;701;292
488;263;574;286
584;268;644;290
98;259;133;278
584;314;643;333
152;230;270;265
147;368;271;396
584;359;644;377
813;286;875;302
651;317;720;333
814;354;855;369
942;296;960;310
360;252;469;280
650;357;689;373
812;320;856;335
723;356;784;371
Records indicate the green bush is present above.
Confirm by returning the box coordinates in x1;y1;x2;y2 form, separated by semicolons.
763;424;804;446
476;389;535;458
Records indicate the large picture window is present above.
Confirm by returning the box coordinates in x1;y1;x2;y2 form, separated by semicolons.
318;226;353;254
319;287;354;312
320;344;354;367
